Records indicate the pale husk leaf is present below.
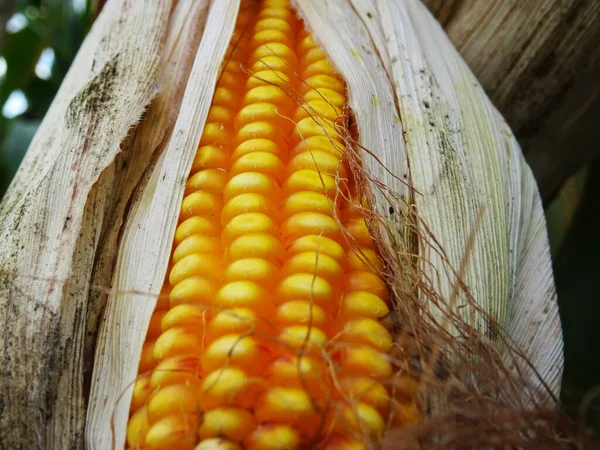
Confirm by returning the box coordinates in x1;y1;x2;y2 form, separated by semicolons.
379;0;563;396
0;0;172;448
86;1;240;448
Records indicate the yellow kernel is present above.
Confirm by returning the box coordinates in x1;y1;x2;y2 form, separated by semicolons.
198;407;256;442
145;413;197;450
161;304;208;332
172;235;222;263
255;387;315;423
288;150;347;178
254;18;293;35
127;407;150;448
246;69;291;90
335;403;385;438
200;367;260;410
300;47;327;66
191;145;230;172
152;327;203;361
282;169;337;198
290;135;344;158
344;217;373;246
150;356;200;389
195;438;241;450
340;291;390;321
223;172;281;203
340;345;393;380
169;276;217;307
301;59;339;79
298;32;316;51
175;217;220;243
344;272;388;301
222;213;278;245
232;138;285;162
285;234;345;260
223;258;278;287
214;281;273;315
169;253;222;286
257;7;295;23
281;212;341;243
303;88;345;109
250;55;295;78
278;325;328;352
147;384;197;423
201;335;270;375
212;87;242;110
234;102;287;132
222;193;280;226
199;123;232;147
180;191;223;222
275;301;327;329
241;88;293;115
245;424;301;450
249;43;298;69
248;30;294;52
291;116;342;144
225;233;284;264
265;356;325;394
276;273;335;306
186;168;228;195
281;191;337;218
207;105;235;125
339;376;390;414
215;67;244;89
223;59;243;76
139;341;158;373
294;99;343;123
281;251;343;286
206;308;260;342
230;152;286;184
340;319;392;352
300;74;345;94
130;373;152;413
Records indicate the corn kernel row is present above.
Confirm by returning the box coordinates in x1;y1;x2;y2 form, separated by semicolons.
125;1;418;449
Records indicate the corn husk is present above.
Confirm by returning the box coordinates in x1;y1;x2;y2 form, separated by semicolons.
424;0;600;202
0;0;564;448
0;0;205;447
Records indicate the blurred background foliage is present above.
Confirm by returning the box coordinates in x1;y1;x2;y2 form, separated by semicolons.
0;0;597;434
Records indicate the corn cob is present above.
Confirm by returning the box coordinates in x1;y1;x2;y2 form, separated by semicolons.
125;1;417;449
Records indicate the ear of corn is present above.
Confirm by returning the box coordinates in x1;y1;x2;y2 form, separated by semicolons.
122;1;416;449
0;0;566;447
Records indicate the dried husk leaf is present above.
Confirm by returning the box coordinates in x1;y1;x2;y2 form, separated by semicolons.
0;1;175;447
86;1;239;448
82;0;209;385
424;0;600;202
386;0;563;397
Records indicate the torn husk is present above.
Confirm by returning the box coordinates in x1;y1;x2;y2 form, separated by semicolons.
0;0;567;449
